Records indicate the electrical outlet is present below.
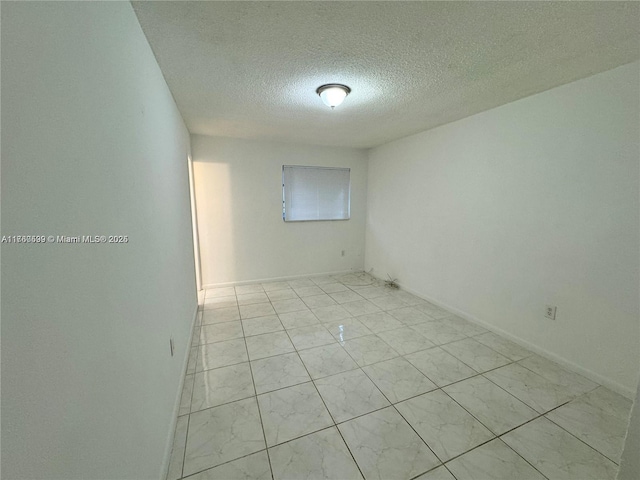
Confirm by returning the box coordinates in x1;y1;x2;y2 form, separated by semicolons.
169;337;175;356
544;305;557;320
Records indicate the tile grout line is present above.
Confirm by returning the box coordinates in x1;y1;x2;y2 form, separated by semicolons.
267;277;368;479
194;275;616;479
353;354;448;477
235;285;275;480
178;316;202;479
280;333;368;479
355;289;616;475
542;407;622;466
287;278;371;480
434;385;551;480
179;449;270;480
277;276;442;479
416;352;575;479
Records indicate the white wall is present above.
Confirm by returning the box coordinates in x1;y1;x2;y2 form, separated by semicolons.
191;135;367;286
1;3;196;479
365;62;640;396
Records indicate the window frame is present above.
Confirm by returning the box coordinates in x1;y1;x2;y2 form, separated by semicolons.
282;165;351;222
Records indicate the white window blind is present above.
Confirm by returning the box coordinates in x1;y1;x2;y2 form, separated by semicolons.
283;165;351;222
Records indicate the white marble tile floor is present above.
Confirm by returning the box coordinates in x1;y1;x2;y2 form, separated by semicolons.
167;272;631;479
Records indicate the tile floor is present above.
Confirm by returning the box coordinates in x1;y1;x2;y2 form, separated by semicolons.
167;272;632;480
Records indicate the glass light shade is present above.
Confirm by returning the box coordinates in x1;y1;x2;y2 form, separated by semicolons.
317;84;350;109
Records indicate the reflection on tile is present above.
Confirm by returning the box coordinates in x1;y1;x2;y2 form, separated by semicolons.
339;407;440;480
443;375;537;435
323;318;373;342
240;303;276;319
178;374;194;416
166;415;189;480
311;305;352;323
415;466;456;480
293;285;324;297
484;363;575;413
342;299;383;316
246;331;295;360
258;382;333;446
269;427;363;480
388;306;433;326
447;439;546;480
287;324;335;350
397;390;494;461
237;292;269;306
369;295;408;311
301;294;337;309
235;284;265;295
262;281;291;292
342;335;399;366
188;451;271;480
474;332;533;361
411;320;466;345
242;315;284;337
405;347;477;387
183;398;265;476
277;310;317;330
363;357;437;404
170;274;623;480
251;352;311;394
315;369;389;423
298;343;359;379
546;386;632;462
356;312;404;333
196;339;248;372
519;354;599;396
441;338;511;373
503;417;617;480
199;321;244;345
191;363;255;412
377;327;435;355
201;306;240;325
266;288;298;301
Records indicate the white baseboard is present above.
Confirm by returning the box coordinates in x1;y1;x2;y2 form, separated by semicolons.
201;269;358;290
159;303;199;480
372;275;636;400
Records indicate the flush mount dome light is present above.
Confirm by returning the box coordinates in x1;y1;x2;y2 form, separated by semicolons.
316;84;351;109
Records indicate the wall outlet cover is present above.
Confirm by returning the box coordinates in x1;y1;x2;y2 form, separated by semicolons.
544;305;557;320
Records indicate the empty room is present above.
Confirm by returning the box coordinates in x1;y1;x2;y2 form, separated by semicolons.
2;1;639;480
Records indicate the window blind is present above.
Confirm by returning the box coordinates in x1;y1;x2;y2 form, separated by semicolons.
282;165;351;222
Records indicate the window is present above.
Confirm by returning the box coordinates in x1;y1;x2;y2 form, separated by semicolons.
282;165;351;222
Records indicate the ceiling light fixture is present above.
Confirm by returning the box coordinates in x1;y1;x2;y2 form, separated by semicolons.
316;84;351;109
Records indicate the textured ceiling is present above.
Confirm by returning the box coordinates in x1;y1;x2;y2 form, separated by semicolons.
132;1;640;149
